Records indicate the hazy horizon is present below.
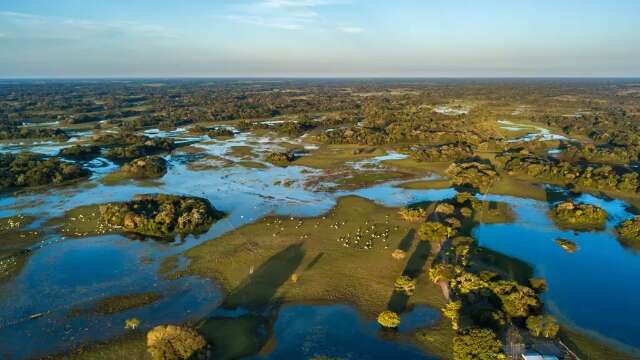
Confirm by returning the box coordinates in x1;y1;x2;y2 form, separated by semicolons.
1;0;639;78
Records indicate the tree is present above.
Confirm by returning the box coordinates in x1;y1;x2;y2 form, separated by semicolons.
489;280;539;318
418;221;451;243
377;310;401;328
526;315;560;338
442;301;462;330
429;264;456;283
453;328;506;360
394;275;417;295
452;272;488;294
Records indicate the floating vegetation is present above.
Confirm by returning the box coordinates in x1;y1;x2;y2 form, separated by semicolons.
555;238;578;253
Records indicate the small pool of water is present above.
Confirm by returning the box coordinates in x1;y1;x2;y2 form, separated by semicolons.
252;304;438;360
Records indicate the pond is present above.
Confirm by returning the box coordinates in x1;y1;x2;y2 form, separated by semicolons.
251;304;439;360
475;190;640;349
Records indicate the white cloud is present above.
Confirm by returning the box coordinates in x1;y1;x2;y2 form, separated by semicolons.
338;26;364;33
0;11;171;40
261;0;344;8
225;15;304;30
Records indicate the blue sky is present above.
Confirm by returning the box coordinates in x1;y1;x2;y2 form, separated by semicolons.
0;0;638;77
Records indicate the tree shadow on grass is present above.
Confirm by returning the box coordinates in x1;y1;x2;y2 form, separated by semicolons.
387;240;432;313
304;252;324;271
222;243;305;310
397;229;415;252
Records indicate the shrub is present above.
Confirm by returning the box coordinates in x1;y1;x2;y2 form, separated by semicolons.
121;156;168;179
265;151;297;166
377;310;401;328
58;145;101;160
398;207;427;222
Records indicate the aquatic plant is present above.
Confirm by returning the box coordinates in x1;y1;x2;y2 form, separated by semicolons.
377;310;401;328
265;151;297;166
125;318;140;330
146;325;208;360
555;238;578;253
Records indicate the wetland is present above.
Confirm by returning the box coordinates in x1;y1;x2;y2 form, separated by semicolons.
1;78;640;359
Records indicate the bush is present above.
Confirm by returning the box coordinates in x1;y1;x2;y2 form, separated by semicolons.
121;156;168;179
146;325;207;360
526;315;560;338
58;145;101;160
377;310;401;328
398;207;427;222
265;151;297;166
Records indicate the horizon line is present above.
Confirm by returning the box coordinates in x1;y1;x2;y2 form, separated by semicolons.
1;75;640;81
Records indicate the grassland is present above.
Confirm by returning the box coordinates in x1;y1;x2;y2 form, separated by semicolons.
185;195;448;315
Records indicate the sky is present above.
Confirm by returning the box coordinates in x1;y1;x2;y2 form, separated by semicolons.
0;0;638;78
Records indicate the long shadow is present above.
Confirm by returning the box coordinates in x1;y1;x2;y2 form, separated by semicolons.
222;243;305;310
397;229;415;252
387;240;432;313
304;252;324;271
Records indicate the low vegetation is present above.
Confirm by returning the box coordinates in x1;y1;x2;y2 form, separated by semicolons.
98;194;224;238
0;152;89;191
549;201;607;231
616;216;640;250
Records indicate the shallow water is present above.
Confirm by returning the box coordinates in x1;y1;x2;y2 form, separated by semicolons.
475;190;640;348
251;304;438;360
1;129;640;357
